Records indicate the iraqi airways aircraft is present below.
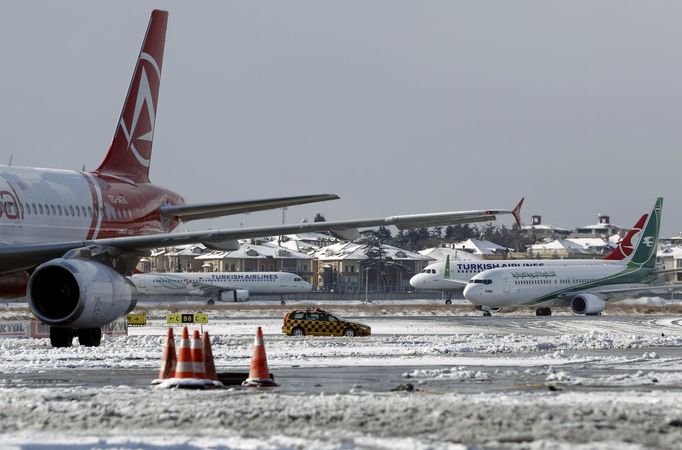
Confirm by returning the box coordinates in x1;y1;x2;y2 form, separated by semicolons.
409;211;648;304
130;271;312;304
0;10;522;348
464;198;672;317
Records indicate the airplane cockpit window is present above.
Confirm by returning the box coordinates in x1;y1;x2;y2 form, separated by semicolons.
468;279;492;285
294;277;302;282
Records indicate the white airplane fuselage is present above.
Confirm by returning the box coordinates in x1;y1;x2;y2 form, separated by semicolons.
463;264;651;307
130;272;312;298
0;166;182;246
409;259;607;291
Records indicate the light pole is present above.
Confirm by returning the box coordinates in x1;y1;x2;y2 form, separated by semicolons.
364;267;370;303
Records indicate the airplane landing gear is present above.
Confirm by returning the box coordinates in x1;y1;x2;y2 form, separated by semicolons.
535;307;552;316
483;310;492;317
445;297;452;305
50;327;73;348
207;299;215;305
78;327;102;347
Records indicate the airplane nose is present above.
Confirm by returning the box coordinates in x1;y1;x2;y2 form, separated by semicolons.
409;274;423;289
463;284;481;305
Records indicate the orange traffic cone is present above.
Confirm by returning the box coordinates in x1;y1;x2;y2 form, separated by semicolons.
191;329;206;380
151;327;177;384
242;326;277;387
203;331;217;381
174;326;194;379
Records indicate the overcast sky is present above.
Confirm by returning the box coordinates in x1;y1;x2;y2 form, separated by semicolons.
2;1;681;237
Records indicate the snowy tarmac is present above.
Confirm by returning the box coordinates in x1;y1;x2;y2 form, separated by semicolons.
1;303;682;449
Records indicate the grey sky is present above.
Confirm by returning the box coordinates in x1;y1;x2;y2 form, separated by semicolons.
2;1;681;237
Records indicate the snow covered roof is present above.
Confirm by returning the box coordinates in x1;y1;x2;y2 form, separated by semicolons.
164;243;206;256
566;238;612;249
314;243;432;262
418;247;482;262
657;245;682;259
195;241;312;260
451;239;508;255
528;239;590;253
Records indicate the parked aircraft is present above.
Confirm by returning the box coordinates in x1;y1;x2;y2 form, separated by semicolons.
130;271;311;304
464;198;671;316
410;212;648;304
0;10;522;347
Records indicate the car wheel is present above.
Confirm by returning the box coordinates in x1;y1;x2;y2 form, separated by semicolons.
343;328;356;337
292;327;305;337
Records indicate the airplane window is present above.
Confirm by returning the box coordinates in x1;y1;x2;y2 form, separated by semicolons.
50;205;56;215
87;207;93;217
80;206;86;217
45;204;50;215
57;205;62;216
32;204;37;215
24;203;29;215
76;206;81;217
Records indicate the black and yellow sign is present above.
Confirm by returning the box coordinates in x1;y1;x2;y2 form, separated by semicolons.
127;313;147;327
166;313;208;325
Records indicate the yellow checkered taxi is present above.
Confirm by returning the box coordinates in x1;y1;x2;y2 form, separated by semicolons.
282;308;371;337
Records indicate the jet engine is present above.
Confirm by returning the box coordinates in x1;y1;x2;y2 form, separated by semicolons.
220;289;249;302
570;294;605;315
28;258;138;328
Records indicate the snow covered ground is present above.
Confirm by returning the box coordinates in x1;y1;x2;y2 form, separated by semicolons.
1;304;681;449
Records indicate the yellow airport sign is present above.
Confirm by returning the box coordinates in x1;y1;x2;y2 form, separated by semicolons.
166;313;208;325
127;313;147;327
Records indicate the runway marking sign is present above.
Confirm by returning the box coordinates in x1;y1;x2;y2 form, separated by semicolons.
127;313;147;327
167;313;208;325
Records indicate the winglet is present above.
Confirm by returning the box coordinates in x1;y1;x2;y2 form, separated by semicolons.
512;197;524;228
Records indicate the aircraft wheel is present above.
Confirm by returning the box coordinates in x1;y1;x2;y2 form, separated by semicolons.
280;300;286;305
207;299;215;305
535;307;552;316
483;311;492;317
50;327;73;348
78;327;102;347
445;299;452;305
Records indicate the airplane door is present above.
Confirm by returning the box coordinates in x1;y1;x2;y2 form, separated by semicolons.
503;276;510;294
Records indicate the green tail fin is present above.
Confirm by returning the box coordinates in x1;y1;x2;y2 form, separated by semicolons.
628;197;662;269
444;255;451;279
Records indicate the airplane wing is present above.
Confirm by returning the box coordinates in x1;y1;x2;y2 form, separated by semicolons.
559;283;682;299
0;200;523;274
160;194;339;222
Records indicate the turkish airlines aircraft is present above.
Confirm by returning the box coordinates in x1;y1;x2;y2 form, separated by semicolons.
130;272;312;304
0;10;521;347
464;198;676;316
409;211;649;304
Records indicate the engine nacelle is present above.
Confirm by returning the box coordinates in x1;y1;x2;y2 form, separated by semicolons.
571;294;605;315
220;289;249;302
28;258;138;328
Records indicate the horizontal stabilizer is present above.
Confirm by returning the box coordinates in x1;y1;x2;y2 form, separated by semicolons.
161;194;339;222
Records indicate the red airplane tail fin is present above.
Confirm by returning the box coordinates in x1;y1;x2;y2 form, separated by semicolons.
95;10;168;183
602;213;647;261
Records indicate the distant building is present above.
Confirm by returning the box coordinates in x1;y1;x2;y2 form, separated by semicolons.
657;245;682;282
527;239;593;259
573;214;623;238
522;215;571;240
314;242;433;293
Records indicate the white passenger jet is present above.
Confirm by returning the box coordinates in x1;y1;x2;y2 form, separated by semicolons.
464;198;672;316
130;272;311;304
0;10;522;347
410;211;647;304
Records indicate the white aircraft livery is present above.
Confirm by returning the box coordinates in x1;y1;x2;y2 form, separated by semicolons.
129;272;312;303
464;198;676;316
409;209;649;304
